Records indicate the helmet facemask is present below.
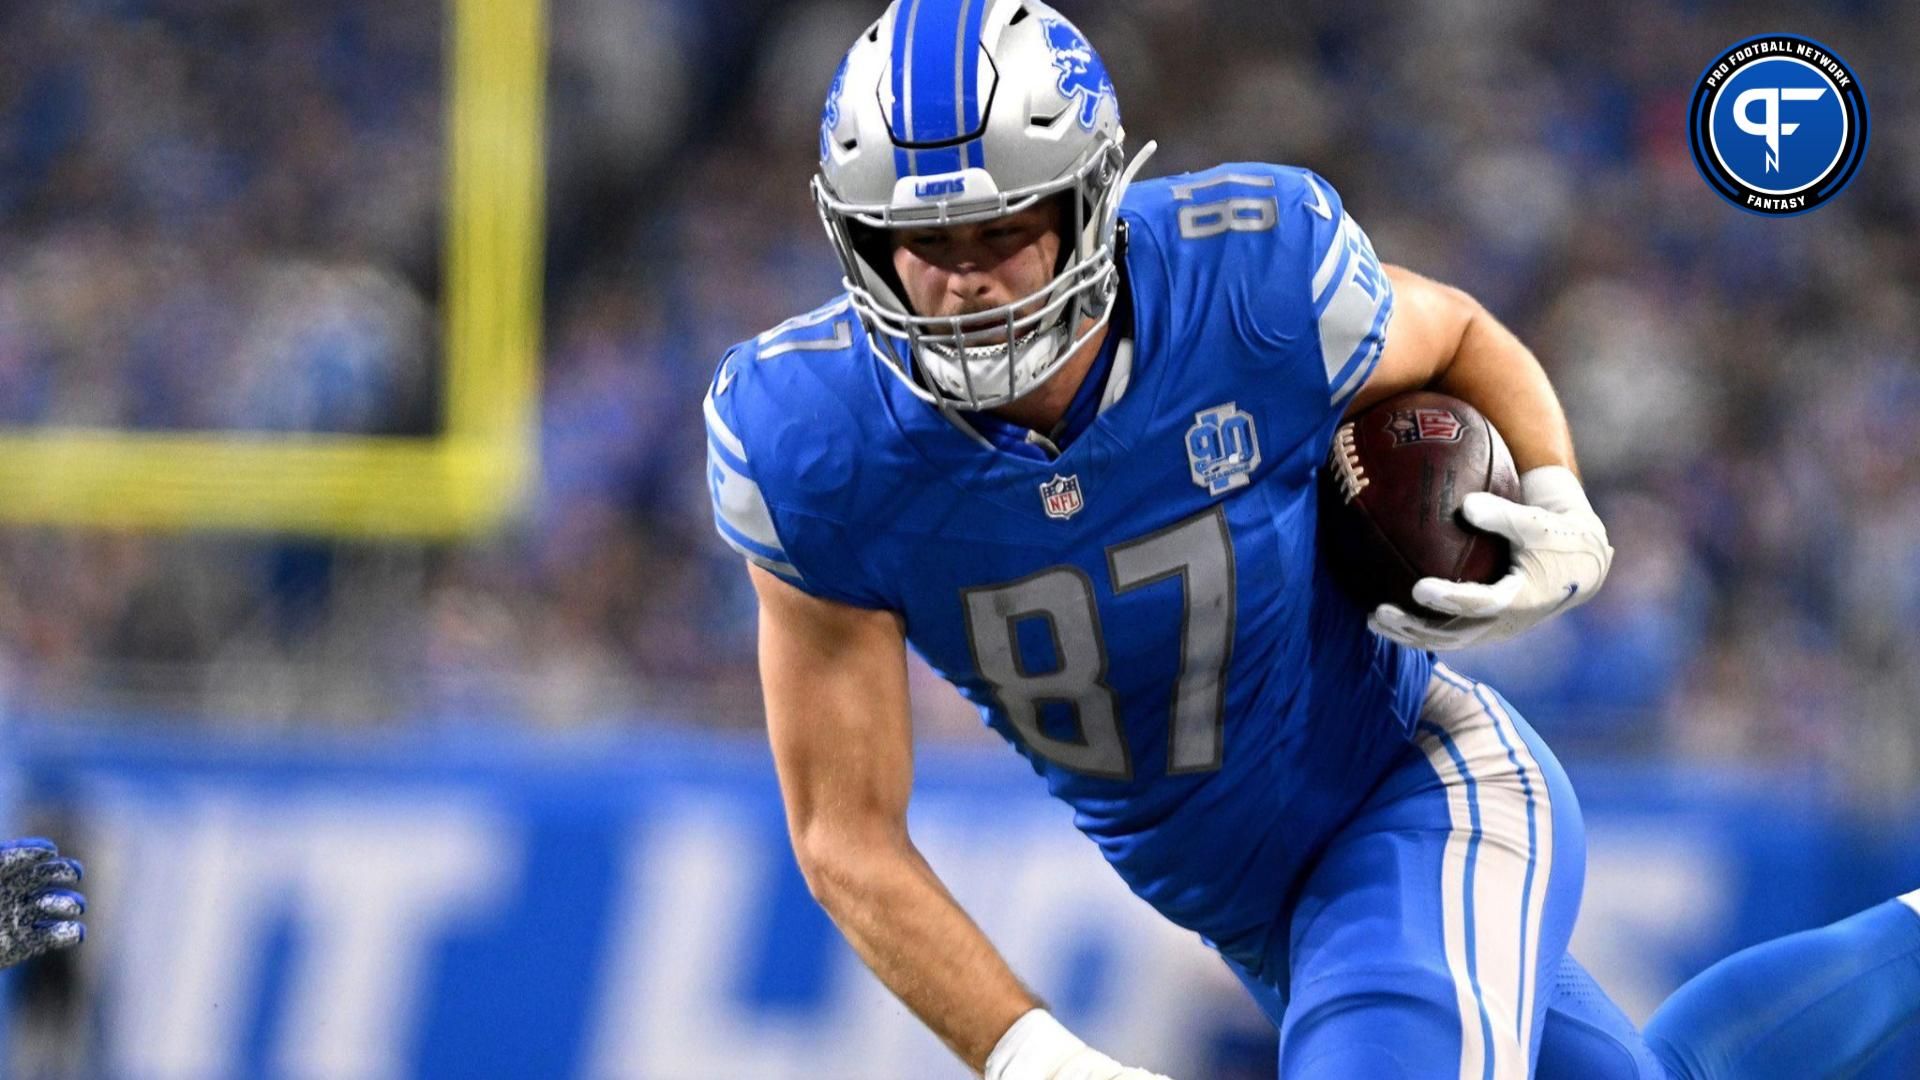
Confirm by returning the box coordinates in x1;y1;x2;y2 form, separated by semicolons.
814;135;1154;410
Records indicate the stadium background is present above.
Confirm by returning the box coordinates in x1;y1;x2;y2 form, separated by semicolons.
0;0;1916;1077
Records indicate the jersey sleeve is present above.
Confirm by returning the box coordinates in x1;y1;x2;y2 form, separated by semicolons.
1168;164;1392;432
702;343;893;610
1294;169;1394;416
1134;162;1395;448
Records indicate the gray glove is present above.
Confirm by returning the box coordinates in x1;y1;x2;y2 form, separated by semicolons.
0;838;84;968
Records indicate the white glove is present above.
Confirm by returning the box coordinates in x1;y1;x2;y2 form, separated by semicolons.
1370;465;1612;651
985;1010;1174;1080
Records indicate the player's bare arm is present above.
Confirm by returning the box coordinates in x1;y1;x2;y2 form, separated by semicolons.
1352;264;1613;649
753;566;1167;1077
751;564;1038;1073
1351;264;1573;475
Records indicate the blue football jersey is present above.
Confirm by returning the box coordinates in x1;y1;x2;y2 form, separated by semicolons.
705;162;1432;975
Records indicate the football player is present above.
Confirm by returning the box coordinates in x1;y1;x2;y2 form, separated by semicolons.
705;3;1920;1076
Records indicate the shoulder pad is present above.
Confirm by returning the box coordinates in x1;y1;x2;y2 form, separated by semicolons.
704;296;867;484
702;297;896;608
1121;161;1334;251
1122;162;1389;411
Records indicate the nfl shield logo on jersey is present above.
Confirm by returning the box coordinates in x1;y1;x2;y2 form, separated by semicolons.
1186;403;1262;495
1386;407;1464;446
1039;474;1085;520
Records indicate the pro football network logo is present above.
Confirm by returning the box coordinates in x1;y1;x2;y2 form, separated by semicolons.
1688;34;1868;216
1039;474;1085;520
1186;403;1261;495
1385;407;1463;447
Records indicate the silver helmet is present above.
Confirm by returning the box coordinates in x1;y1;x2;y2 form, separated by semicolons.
813;0;1156;410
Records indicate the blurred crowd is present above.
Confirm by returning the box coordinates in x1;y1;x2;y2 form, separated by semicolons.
0;0;1915;787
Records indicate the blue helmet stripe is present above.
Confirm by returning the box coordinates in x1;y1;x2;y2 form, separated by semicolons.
909;0;966;144
960;0;986;168
914;146;965;175
890;0;917;178
891;0;990;177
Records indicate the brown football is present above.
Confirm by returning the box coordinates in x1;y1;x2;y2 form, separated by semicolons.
1318;391;1520;614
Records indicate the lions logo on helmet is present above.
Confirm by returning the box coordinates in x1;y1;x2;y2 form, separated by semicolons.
812;0;1155;411
1040;16;1115;131
820;54;850;163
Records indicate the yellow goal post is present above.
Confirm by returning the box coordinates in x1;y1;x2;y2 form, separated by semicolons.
0;0;546;539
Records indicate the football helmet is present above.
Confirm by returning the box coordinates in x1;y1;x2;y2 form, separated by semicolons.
814;0;1155;410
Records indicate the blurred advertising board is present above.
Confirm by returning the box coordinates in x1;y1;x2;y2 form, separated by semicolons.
9;724;1919;1079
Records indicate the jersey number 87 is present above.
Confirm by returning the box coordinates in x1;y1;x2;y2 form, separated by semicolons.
961;507;1234;781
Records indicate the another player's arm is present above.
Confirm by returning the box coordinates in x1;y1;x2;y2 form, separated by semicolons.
1347;264;1574;475
751;564;1037;1073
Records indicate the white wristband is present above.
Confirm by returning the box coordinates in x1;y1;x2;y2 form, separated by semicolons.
985;1009;1085;1080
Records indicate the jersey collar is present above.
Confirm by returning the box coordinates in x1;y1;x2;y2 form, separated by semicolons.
954;323;1125;461
864;211;1167;518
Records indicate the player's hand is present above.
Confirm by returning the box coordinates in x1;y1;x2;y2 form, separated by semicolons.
1370;466;1612;651
986;1009;1175;1080
0;838;85;969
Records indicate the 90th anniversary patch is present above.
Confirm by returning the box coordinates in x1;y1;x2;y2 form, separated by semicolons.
1689;34;1869;216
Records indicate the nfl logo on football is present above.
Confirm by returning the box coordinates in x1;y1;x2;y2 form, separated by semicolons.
1386;407;1464;446
1039;474;1085;520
